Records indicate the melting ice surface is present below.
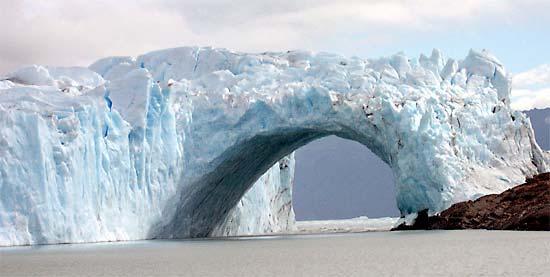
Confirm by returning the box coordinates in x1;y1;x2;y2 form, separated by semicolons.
0;47;548;246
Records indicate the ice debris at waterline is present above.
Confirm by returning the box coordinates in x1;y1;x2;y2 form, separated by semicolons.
295;217;399;234
0;47;548;246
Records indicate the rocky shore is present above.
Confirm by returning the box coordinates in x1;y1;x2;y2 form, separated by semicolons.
393;173;550;231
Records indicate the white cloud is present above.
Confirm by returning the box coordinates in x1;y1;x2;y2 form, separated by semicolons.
1;0;549;74
510;88;550;111
512;64;550;110
513;64;550;89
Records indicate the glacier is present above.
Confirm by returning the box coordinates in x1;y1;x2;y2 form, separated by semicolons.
0;47;548;246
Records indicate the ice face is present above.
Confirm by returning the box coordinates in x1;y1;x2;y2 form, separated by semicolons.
0;47;548;245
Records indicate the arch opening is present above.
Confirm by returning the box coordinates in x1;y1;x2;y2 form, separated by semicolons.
293;135;398;221
159;125;394;238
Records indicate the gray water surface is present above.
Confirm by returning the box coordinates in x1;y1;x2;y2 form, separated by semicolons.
1;231;549;276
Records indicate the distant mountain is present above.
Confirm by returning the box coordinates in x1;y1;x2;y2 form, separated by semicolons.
524;108;550;151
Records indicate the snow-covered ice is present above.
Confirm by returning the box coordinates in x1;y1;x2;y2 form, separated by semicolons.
0;47;548;246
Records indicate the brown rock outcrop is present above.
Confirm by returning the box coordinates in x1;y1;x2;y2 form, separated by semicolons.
393;173;550;231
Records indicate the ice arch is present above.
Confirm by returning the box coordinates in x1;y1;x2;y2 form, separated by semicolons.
143;47;548;238
1;47;548;245
152;65;544;238
159;114;395;238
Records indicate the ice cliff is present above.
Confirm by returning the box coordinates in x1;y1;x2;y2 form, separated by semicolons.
0;47;548;246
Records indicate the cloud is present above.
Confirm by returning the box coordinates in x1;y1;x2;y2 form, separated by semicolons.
510;88;550;111
1;0;549;75
511;64;550;110
513;64;550;89
0;1;182;72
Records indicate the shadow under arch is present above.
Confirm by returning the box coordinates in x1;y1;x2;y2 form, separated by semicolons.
157;124;392;238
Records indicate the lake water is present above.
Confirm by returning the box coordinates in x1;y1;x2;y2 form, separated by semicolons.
1;230;549;276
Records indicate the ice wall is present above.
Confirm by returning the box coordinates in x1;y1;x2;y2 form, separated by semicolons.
212;154;295;237
0;47;548;246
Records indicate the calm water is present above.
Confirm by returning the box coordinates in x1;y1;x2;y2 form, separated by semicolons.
1;230;549;276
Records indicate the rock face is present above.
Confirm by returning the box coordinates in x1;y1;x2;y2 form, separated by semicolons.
394;173;550;231
0;47;548;246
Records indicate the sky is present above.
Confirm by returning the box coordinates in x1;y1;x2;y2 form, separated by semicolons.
1;0;549;109
1;0;549;70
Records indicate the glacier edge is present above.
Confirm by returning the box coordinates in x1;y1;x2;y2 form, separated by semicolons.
0;47;548;246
